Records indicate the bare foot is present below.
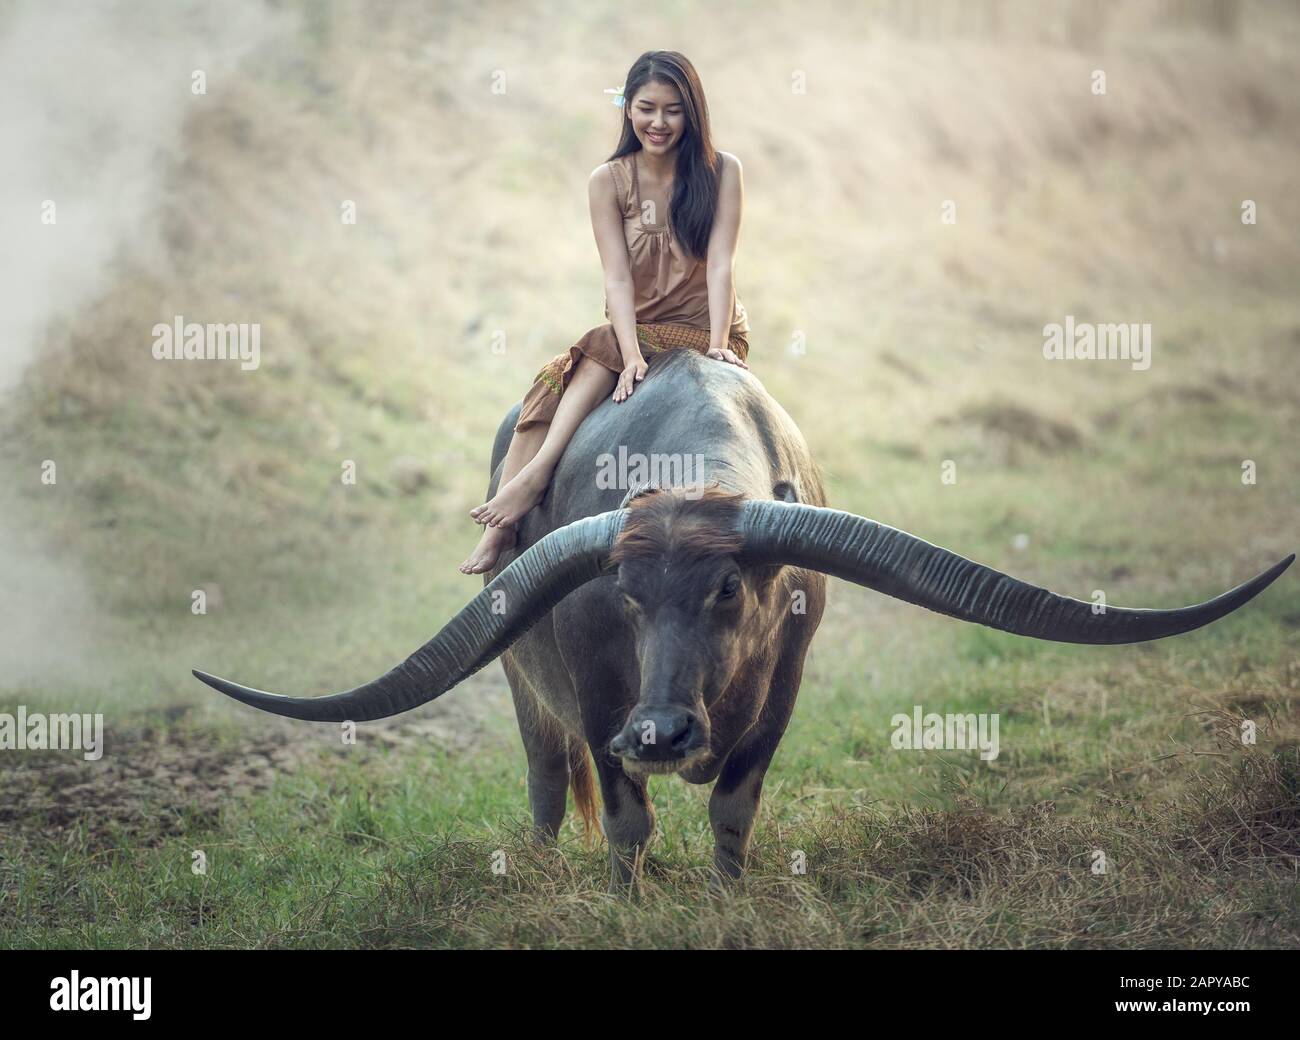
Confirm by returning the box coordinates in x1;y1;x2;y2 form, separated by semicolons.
470;465;551;528
459;522;517;574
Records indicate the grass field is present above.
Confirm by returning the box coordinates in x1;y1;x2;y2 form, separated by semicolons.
0;0;1297;948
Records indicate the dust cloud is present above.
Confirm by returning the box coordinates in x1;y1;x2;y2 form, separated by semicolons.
0;0;285;687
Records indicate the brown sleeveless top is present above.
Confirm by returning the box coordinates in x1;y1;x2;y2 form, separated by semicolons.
603;152;750;339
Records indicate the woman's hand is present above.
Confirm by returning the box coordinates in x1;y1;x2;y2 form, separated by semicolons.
613;355;648;402
706;346;749;369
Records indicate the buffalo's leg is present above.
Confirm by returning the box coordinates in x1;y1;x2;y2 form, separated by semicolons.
524;740;570;843
708;650;809;883
591;754;655;893
708;735;777;883
505;672;570;843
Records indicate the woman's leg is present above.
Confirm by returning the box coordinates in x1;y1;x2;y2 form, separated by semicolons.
471;354;618;528
458;423;546;573
459;354;619;573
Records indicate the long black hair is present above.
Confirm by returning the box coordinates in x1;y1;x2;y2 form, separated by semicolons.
607;51;721;262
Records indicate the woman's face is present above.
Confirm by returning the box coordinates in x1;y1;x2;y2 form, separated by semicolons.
626;79;685;155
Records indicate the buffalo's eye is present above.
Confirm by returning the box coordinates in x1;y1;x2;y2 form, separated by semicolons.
717;575;741;600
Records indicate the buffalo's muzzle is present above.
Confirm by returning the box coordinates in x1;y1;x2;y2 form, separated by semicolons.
610;705;706;762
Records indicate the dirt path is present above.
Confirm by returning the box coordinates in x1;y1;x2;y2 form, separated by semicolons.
0;670;511;851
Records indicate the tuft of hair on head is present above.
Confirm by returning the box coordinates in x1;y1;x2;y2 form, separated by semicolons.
609;483;747;565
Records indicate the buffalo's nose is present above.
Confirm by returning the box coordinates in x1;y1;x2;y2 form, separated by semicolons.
610;707;703;760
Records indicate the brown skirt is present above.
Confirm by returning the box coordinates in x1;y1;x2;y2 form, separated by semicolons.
514;321;750;432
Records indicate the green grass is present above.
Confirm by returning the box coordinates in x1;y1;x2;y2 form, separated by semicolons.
3;663;1295;948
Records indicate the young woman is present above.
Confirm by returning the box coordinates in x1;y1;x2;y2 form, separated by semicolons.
459;50;751;574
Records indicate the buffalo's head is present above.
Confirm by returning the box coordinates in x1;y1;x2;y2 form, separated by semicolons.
605;485;792;775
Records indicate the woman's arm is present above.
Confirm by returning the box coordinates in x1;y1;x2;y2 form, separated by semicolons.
705;152;743;355
589;163;643;367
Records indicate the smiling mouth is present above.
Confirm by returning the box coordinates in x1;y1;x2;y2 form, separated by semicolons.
645;131;671;143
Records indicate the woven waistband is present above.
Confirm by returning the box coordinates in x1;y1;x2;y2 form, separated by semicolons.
635;322;748;360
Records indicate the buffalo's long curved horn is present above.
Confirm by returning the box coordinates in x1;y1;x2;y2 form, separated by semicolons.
193;510;629;722
738;501;1292;644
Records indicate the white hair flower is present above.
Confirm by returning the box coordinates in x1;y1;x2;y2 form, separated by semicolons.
603;86;625;108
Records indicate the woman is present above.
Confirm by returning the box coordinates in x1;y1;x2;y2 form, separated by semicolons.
460;50;751;574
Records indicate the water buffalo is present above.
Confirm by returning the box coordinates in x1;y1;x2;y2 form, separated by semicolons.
194;347;1293;889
